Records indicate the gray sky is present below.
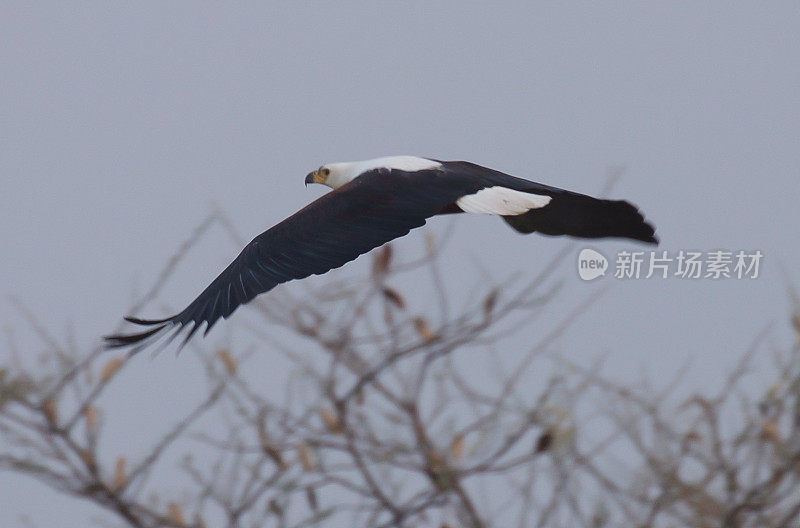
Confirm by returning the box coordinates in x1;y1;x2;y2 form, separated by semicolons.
2;3;799;525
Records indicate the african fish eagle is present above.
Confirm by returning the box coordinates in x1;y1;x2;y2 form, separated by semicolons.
105;156;657;349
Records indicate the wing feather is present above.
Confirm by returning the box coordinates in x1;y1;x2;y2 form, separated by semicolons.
105;168;476;350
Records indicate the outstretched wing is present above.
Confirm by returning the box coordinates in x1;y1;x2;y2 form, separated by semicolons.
438;161;658;244
105;168;480;350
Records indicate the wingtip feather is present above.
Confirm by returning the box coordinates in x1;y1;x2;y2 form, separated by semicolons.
124;315;174;326
103;325;168;349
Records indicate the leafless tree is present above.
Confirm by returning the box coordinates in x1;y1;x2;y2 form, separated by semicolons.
2;211;799;528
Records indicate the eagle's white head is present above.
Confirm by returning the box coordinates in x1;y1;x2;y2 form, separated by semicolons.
305;156;441;189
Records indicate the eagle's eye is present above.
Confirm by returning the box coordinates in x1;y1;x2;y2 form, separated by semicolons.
322;167;331;176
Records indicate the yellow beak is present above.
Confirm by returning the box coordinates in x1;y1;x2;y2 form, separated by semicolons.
305;170;326;186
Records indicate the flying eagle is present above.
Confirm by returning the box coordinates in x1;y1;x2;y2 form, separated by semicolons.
105;156;657;349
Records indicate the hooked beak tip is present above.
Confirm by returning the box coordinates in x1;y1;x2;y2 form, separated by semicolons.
304;171;316;186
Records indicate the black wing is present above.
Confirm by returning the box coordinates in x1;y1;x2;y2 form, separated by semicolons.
105;167;481;350
438;161;658;244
